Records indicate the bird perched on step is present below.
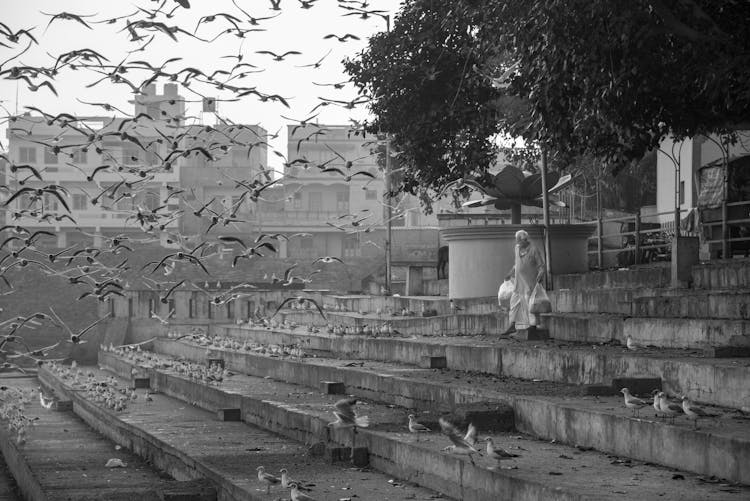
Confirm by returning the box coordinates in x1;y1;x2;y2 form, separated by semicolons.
484;437;520;463
256;466;280;494
279;468;311;490
449;299;463;312
620;388;649;417
408;414;431;441
439;418;481;464
290;483;316;501
681;396;717;429
656;392;684;422
328;397;369;428
625;335;643;351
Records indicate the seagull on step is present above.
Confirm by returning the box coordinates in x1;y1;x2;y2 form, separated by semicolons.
290;483;316;501
626;336;643;351
279;469;311;491
620;388;648;417
439;418;481;465
408;414;431;441
656;392;684;422
681;396;717;429
484;437;520;462
256;466;280;494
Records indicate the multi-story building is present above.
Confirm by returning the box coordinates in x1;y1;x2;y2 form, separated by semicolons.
2;83;273;248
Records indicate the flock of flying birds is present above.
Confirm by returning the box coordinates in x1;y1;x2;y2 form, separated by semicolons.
0;0;411;368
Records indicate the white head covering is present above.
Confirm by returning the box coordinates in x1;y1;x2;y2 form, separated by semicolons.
515;230;529;242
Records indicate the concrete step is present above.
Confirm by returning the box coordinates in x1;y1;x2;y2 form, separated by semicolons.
322;295;498;316
555;266;671;291
0;376;210;501
279;310;505;336
90;350;749;499
544;312;750;350
149;337;750;486
0;454;20;501
217;325;750;412
37;364;444;501
693;259;750;289
551;288;750;319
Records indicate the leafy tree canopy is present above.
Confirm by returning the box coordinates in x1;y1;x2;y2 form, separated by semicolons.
345;0;750;205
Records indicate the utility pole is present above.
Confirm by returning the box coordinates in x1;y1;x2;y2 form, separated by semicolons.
384;137;392;295
540;148;552;288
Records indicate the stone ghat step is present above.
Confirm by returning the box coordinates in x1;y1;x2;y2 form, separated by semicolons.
151;338;750;485
693;259;750;290
322;295;498;316
279;310;505;336
551;288;750;319
218;325;750;412
37;366;445;501
544;312;750;350
0;376;212;501
92;352;748;500
555;266;671;291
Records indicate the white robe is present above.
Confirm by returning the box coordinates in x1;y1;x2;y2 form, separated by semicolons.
509;243;545;329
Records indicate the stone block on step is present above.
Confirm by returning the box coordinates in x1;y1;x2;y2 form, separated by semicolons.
207;358;225;369
610;377;661;395
452;402;514;432
703;346;750;358
217;408;241;421
308;441;326;456
53;400;73;412
158;479;217;501
515;327;549;341
133;377;150;389
419;356;447;369
320;381;346;394
581;385;618;396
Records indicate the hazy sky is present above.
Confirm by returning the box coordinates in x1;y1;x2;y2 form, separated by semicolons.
0;0;400;169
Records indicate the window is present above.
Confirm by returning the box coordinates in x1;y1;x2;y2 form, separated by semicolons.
72;194;88;211
301;238;313;249
336;191;349;211
167;299;175;315
128;298;134;317
207;303;213;319
365;189;377;200
18;147;36;164
188;296;196;318
226;302;233;318
343;235;359;258
148;297;156;315
72;149;87;164
109;299;116;317
292;191;302;209
44;148;58;164
309;192;322;211
679;180;685;205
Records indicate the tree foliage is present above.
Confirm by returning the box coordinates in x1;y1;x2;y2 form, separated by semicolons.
345;0;750;203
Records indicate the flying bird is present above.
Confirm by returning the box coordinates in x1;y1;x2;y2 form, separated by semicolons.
272;296;326;319
438;418;481;464
255;50;302;62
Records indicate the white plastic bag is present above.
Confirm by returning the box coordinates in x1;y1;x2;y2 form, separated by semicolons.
529;283;552;314
497;278;514;304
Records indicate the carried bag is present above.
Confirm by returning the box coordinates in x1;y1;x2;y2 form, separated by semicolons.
529;283;552;314
497;278;514;305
